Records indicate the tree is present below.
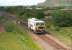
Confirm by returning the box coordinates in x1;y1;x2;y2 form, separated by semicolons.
51;10;72;27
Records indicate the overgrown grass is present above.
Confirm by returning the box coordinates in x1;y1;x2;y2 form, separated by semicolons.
0;22;41;50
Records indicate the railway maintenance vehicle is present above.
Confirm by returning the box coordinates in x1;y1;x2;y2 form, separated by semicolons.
28;18;45;33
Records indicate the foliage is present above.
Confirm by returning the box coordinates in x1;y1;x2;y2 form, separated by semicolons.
4;21;15;32
44;6;65;10
6;6;18;14
0;16;7;24
51;10;72;27
5;6;44;21
0;7;6;11
17;9;44;21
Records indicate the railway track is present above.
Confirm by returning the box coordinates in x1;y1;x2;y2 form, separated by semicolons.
38;34;69;50
18;21;70;50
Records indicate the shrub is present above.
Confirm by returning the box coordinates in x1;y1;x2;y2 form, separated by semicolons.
51;10;72;27
4;21;15;32
0;16;7;24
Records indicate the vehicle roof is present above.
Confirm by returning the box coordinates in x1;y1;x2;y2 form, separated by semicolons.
28;18;45;23
35;20;44;23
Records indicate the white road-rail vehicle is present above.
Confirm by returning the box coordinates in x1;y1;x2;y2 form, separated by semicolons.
28;18;45;33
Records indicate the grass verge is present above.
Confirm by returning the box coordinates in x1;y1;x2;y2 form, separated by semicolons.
0;22;41;50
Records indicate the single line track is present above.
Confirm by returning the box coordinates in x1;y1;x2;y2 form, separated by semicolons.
18;21;70;50
38;34;69;50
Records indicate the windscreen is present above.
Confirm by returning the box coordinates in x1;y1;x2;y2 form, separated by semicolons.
36;23;44;26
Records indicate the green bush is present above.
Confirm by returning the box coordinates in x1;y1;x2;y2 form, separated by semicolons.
0;16;7;24
4;21;15;32
51;10;72;27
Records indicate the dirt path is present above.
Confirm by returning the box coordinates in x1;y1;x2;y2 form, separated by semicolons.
29;32;56;50
0;25;4;32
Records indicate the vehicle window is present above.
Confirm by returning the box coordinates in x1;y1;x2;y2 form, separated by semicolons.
36;23;40;25
36;23;44;25
41;23;44;25
39;27;44;29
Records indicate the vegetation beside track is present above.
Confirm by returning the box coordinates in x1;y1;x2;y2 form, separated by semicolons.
0;20;41;50
45;10;72;47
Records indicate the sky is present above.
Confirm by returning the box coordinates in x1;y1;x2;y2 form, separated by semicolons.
0;0;46;6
